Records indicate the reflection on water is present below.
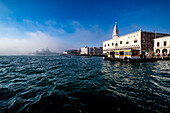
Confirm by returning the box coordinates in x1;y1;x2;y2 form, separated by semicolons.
0;56;169;112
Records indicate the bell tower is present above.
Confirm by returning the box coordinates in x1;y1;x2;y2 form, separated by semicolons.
112;22;119;38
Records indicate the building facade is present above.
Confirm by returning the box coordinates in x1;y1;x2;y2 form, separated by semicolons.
154;36;170;55
64;49;78;54
80;47;89;54
103;22;170;58
93;47;103;55
80;46;103;55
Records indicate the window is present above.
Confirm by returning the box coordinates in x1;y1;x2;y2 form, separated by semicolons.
108;44;110;47
162;49;167;55
126;41;129;44
151;34;154;37
132;50;139;56
120;41;122;44
104;44;106;47
164;41;167;46
112;43;114;46
115;52;119;55
142;38;145;43
157;42;159;47
142;33;145;37
134;39;137;43
124;51;131;55
120;51;124;55
115;43;118;47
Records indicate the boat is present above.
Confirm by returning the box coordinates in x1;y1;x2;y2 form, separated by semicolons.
104;49;158;62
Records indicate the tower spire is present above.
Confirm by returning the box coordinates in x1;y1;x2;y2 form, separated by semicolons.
113;22;119;38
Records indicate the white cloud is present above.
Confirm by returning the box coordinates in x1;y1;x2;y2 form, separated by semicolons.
67;21;110;47
23;19;33;24
0;19;108;55
0;31;72;55
0;2;107;55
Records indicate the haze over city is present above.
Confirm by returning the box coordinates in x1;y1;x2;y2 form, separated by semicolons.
0;0;170;55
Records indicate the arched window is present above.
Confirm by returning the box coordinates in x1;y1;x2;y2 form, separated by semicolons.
164;41;167;46
162;49;167;55
112;43;114;46
115;43;118;47
142;33;145;37
108;44;110;47
120;41;122;44
126;41;129;44
156;49;160;53
142;38;145;43
134;39;137;43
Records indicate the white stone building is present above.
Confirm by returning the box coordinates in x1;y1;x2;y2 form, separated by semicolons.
80;46;103;55
103;22;170;57
80;47;89;54
154;36;170;55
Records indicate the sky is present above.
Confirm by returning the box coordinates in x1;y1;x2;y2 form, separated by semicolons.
0;0;170;55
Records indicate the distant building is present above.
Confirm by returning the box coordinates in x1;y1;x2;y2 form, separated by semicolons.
93;47;103;55
80;46;103;55
103;22;170;58
34;48;59;55
64;49;78;54
154;36;170;55
35;48;51;55
80;47;89;55
77;49;81;54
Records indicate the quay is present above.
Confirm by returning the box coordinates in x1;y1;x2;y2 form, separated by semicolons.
75;54;105;57
60;54;105;57
104;56;170;63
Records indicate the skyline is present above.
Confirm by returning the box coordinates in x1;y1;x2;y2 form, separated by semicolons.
0;0;170;55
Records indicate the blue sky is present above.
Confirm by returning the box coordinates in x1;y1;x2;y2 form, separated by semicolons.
0;0;170;54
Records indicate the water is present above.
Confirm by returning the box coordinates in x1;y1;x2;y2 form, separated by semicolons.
0;56;169;113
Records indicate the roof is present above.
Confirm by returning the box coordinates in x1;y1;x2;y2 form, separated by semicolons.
103;30;141;42
113;22;119;38
154;36;170;40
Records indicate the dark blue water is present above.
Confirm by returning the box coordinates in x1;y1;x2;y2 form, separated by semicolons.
0;56;169;113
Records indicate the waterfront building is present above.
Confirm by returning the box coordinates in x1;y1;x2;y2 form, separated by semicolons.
154;36;170;55
103;22;170;58
64;49;78;54
93;47;103;55
80;46;103;55
80;47;89;55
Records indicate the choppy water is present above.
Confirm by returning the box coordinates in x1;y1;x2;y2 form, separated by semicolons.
0;56;169;113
